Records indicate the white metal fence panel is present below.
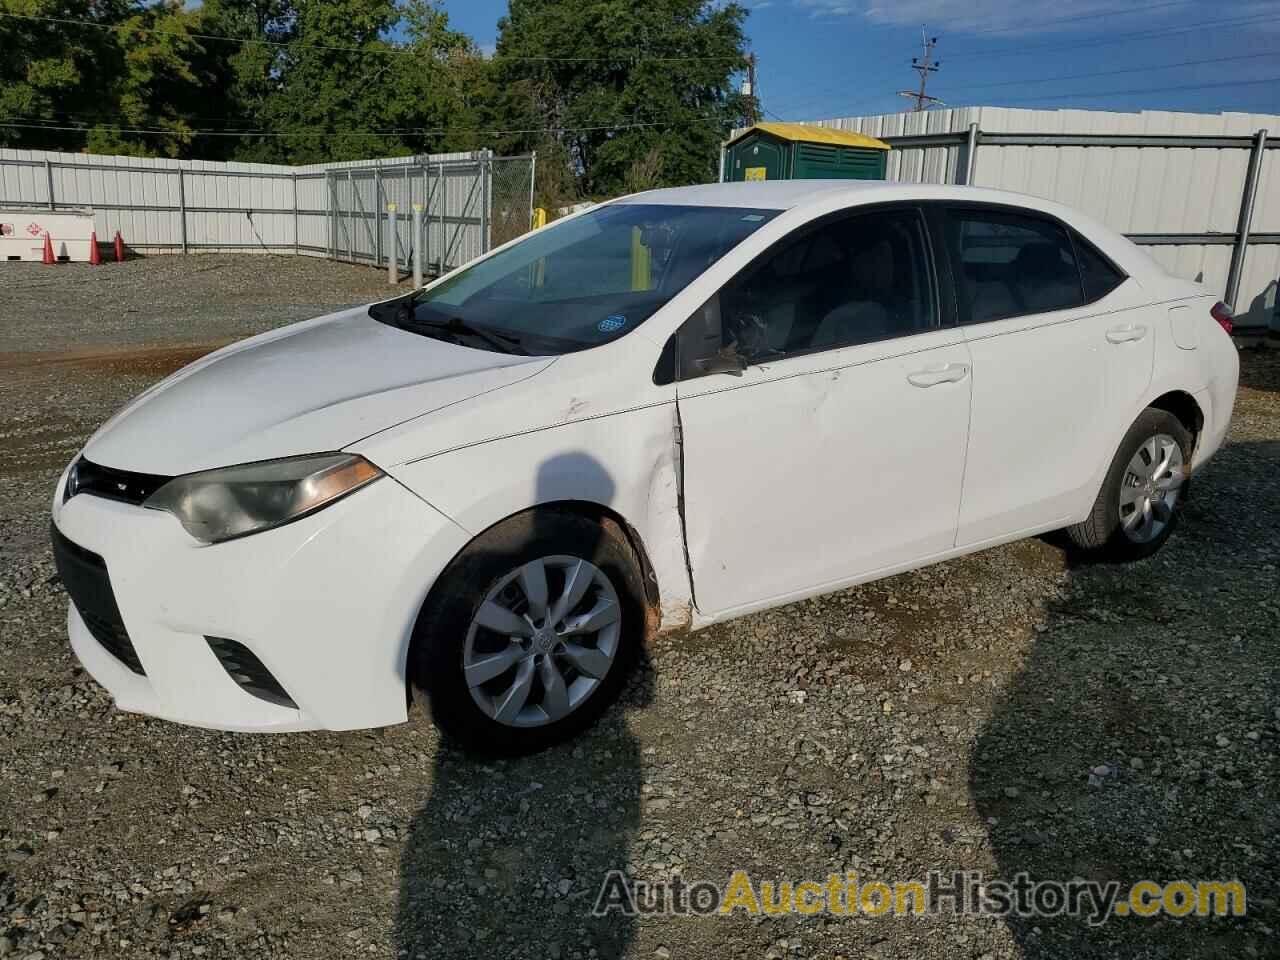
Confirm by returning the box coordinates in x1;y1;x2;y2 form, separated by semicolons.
797;108;1280;331
0;147;533;276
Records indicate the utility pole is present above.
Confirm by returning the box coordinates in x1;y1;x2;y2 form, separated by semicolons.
743;53;759;125
898;29;942;112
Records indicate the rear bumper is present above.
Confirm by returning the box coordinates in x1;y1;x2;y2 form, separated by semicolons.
53;473;469;732
1192;336;1239;471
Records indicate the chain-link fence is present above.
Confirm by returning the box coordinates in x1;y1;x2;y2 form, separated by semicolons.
1;148;535;276
326;151;536;278
490;154;538;250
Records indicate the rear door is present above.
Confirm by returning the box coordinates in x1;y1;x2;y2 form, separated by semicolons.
673;205;973;618
1073;232;1153;416
936;205;1121;547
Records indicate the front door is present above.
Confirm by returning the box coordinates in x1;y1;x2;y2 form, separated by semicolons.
674;206;972;618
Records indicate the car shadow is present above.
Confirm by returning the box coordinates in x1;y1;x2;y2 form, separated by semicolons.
1237;348;1279;394
395;452;653;959
971;440;1278;957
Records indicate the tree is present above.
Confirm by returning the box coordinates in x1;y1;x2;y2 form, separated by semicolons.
489;0;751;196
248;0;478;165
194;0;296;162
86;2;208;158
0;0;752;181
0;0;129;151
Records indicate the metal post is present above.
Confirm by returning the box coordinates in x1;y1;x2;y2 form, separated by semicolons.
528;151;537;229
177;169;188;254
44;159;55;210
481;151;492;253
375;167;383;267
439;163;448;273
1225;127;1267;309
421;164;431;279
326;172;335;260
292;172;299;256
347;170;356;262
718;143;726;183
386;203;398;284
412;203;424;288
964;122;980;186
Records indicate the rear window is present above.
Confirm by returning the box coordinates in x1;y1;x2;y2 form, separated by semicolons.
946;209;1086;323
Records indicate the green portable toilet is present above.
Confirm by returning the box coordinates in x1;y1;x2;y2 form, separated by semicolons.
722;123;890;182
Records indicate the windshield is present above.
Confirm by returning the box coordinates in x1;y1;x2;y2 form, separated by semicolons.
370;203;780;354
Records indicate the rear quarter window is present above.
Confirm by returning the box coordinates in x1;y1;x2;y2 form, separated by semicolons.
1072;232;1128;302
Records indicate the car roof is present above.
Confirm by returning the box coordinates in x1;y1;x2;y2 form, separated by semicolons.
614;180;1166;284
616;179;1045;212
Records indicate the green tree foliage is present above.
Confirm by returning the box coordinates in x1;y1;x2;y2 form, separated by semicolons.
0;0;130;152
490;0;751;196
0;0;754;193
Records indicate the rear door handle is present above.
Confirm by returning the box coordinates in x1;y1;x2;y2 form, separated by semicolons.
1106;324;1148;344
907;362;970;387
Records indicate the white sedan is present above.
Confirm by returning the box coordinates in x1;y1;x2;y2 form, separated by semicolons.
52;181;1239;752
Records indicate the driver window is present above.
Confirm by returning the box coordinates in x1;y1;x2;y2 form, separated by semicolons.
700;208;937;368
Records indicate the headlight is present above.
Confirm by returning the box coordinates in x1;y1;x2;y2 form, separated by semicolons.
62;457;81;503
144;453;382;544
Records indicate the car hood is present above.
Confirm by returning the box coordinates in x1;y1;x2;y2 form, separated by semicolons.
82;306;554;476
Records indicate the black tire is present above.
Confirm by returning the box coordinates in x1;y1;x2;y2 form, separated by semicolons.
1066;407;1193;561
407;509;645;755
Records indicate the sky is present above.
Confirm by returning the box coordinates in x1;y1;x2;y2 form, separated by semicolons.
438;0;1280;121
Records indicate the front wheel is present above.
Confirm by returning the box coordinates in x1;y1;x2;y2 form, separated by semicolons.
407;510;645;754
1067;408;1193;561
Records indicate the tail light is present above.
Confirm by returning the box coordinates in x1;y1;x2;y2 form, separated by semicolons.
1210;301;1234;335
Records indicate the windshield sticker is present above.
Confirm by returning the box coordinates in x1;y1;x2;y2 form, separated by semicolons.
598;315;628;333
740;214;766;222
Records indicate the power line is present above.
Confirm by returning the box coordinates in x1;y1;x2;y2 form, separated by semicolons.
773;13;1279;118
775;62;1279;126
0;114;732;139
944;11;1279;59
955;50;1276;91
0;11;741;62
945;0;1193;38
955;74;1280;106
788;49;1278;114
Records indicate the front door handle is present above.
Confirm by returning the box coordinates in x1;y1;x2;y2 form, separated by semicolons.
907;363;970;387
1106;324;1149;344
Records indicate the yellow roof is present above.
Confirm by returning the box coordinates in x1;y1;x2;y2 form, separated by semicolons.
728;122;891;151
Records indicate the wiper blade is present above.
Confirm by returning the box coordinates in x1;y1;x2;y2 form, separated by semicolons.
411;315;527;355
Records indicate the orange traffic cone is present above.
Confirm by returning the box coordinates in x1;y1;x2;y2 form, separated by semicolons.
113;230;125;263
42;232;56;265
89;231;102;265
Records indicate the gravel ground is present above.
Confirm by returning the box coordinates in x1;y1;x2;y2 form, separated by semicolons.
1;255;1277;960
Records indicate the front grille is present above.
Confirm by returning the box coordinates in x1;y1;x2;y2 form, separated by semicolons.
206;637;297;709
51;524;146;675
66;457;170;506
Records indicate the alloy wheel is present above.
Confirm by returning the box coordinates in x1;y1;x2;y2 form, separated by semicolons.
1118;433;1185;544
462;556;622;728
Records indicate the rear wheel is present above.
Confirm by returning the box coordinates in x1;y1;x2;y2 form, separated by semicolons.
1067;408;1192;561
408;510;644;754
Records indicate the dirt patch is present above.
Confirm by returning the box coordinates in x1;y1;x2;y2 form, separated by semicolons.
0;341;234;379
0;260;1276;960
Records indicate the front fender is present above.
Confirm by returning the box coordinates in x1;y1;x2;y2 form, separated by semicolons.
384;404;694;635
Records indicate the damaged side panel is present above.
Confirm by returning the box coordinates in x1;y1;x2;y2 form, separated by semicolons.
386;402;696;637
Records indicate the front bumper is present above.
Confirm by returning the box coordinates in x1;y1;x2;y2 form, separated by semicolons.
53;473;469;732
